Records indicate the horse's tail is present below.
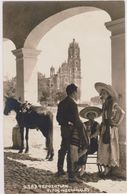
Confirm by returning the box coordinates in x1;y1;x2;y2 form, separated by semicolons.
46;111;54;160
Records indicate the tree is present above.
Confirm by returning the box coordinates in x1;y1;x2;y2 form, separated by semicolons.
40;89;50;102
3;77;16;98
38;72;50;102
55;91;66;103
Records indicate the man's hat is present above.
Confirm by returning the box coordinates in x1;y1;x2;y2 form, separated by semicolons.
79;106;102;119
95;82;118;100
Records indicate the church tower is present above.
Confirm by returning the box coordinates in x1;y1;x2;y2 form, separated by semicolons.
68;39;81;99
50;66;55;77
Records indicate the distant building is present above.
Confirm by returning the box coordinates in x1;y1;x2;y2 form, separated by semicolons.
45;39;82;104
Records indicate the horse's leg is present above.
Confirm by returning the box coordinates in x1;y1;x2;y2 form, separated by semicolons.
46;135;54;161
45;137;50;159
49;137;54;161
49;146;54;161
19;127;24;153
44;138;48;150
25;128;29;153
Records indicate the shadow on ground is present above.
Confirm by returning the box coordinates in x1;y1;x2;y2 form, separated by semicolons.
4;150;42;161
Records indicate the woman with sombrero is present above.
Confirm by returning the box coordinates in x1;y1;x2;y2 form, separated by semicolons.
95;82;125;177
78;106;102;176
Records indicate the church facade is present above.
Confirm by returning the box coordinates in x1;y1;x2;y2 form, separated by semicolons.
47;39;81;103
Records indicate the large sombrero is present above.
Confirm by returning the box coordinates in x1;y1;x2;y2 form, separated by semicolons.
79;106;102;119
95;82;118;100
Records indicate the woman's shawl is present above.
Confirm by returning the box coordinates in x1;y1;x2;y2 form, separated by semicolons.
102;97;125;144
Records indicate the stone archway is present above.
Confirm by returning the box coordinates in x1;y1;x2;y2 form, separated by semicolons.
24;7;106;48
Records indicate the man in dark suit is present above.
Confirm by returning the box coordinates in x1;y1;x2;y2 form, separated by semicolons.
56;83;85;182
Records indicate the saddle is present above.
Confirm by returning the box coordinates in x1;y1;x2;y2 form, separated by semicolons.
20;102;32;113
20;102;49;115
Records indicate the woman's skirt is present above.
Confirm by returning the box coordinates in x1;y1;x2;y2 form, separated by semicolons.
97;126;119;167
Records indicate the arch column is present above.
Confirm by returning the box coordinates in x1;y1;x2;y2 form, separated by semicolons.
12;48;41;104
105;18;126;178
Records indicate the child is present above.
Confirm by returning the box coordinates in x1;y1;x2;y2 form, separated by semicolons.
78;106;102;176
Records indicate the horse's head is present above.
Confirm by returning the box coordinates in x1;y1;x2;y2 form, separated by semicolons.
4;97;20;115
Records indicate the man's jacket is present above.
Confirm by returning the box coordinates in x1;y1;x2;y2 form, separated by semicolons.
56;96;82;129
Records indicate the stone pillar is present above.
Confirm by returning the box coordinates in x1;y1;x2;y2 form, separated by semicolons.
12;48;41;103
11;48;41;148
105;18;126;178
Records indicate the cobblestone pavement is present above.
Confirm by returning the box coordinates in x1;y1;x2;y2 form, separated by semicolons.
4;150;127;194
4;151;101;194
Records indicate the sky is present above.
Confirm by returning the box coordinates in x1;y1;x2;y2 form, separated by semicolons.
3;10;111;102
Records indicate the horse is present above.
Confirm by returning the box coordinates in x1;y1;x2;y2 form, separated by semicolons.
4;97;54;161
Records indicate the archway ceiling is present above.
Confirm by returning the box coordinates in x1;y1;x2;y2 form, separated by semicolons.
3;1;125;48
